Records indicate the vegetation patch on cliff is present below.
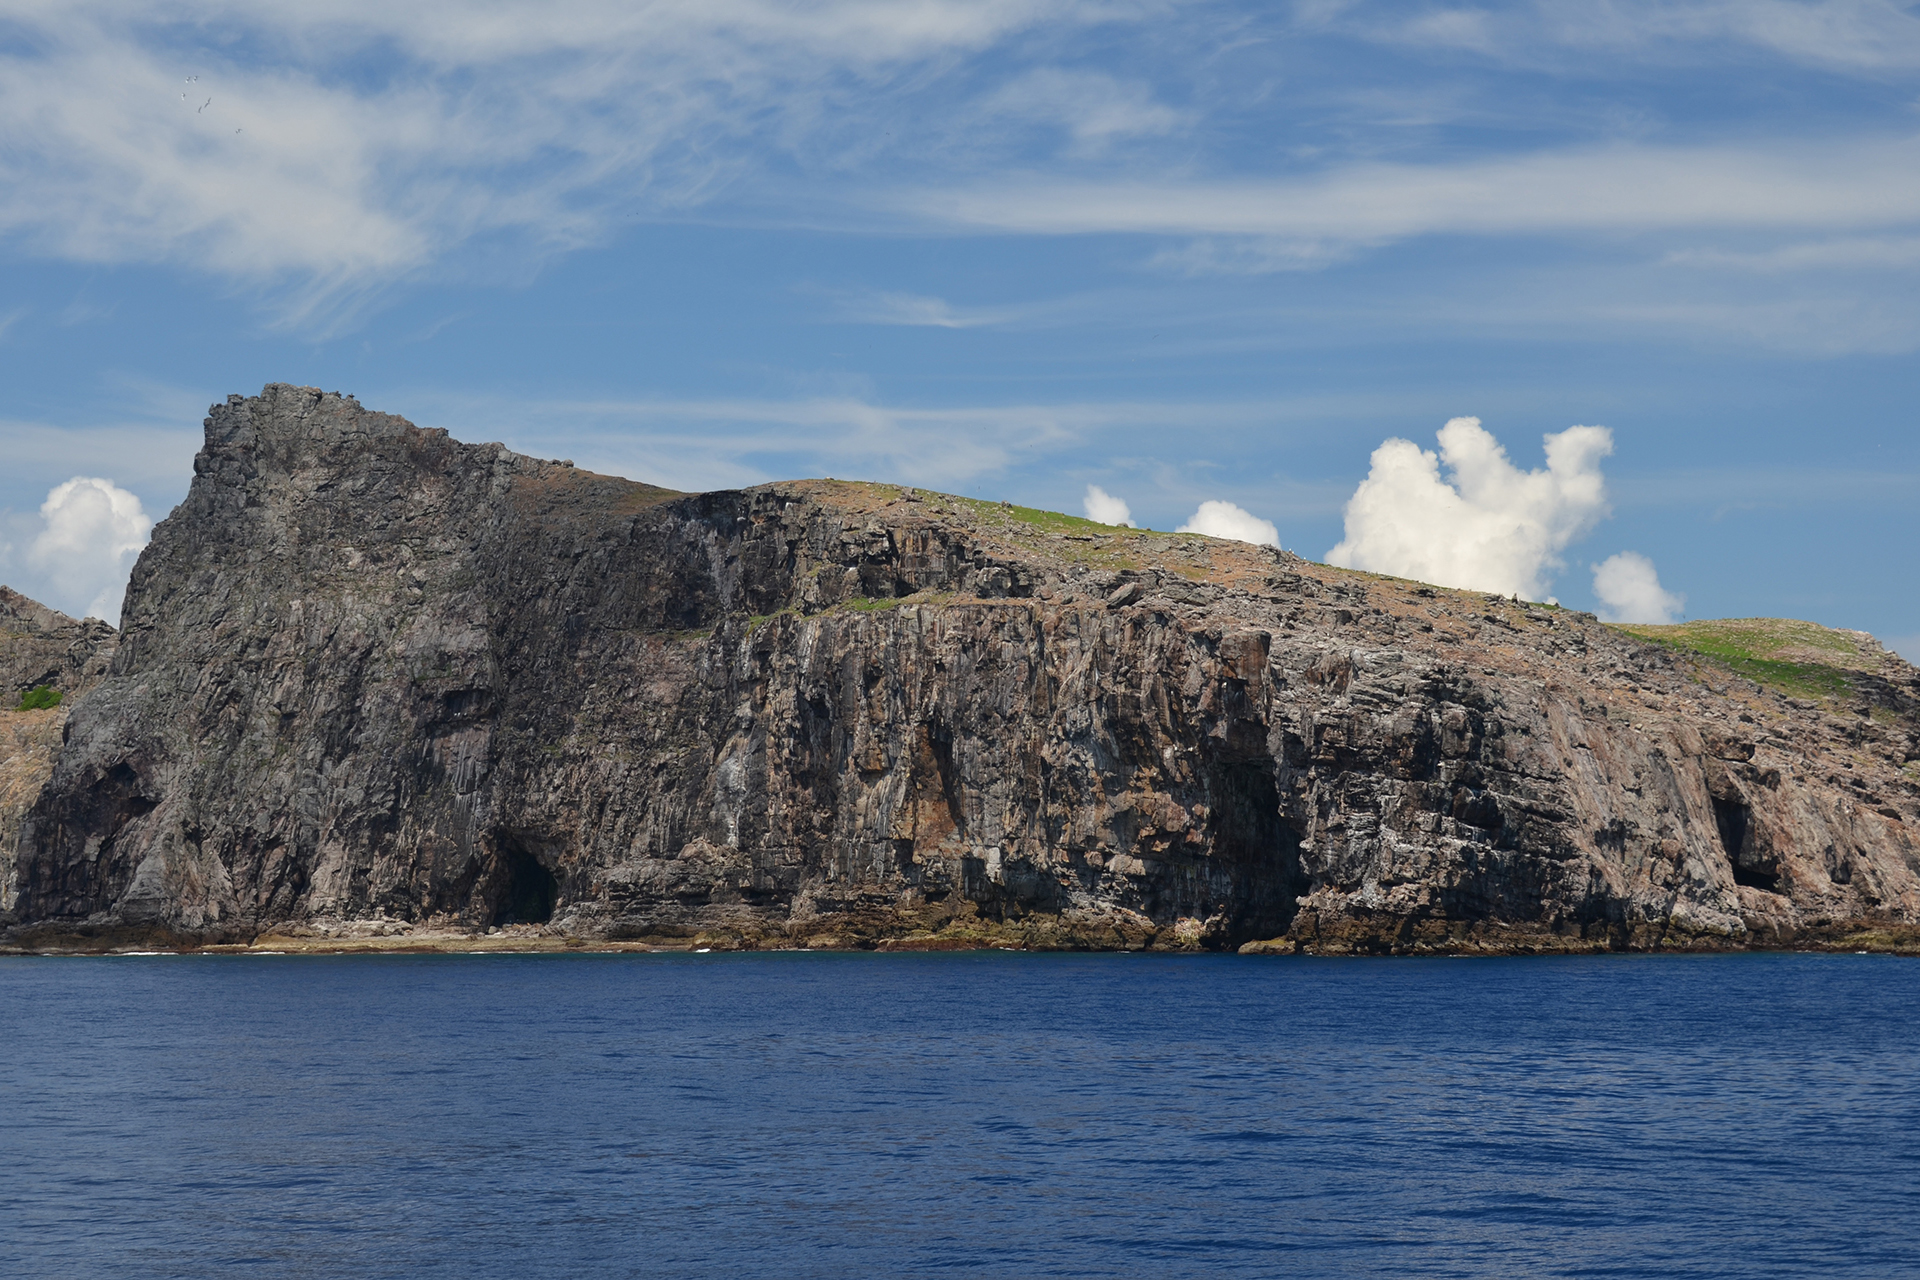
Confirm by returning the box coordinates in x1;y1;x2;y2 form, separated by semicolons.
1618;618;1868;701
17;685;61;711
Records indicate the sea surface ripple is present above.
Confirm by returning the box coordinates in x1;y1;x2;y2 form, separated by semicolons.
2;951;1916;1278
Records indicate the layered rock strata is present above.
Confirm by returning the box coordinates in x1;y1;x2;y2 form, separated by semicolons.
4;385;1918;953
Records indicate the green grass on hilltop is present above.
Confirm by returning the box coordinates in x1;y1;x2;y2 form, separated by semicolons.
1616;617;1871;702
943;495;1145;535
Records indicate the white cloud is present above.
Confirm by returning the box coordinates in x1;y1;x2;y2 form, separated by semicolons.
1326;417;1612;599
6;0;1918;321
11;477;154;623
1146;236;1366;275
3;0;1919;333
909;137;1920;246
1356;0;1920;71
1664;235;1920;272
402;388;1413;496
1178;499;1279;547
0;1;1095;314
413;391;1112;493
1716;0;1920;68
832;291;1010;328
1591;551;1685;624
976;67;1186;154
1082;484;1135;526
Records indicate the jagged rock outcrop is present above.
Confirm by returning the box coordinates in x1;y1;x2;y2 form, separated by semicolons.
4;385;1918;952
0;589;118;912
0;586;117;701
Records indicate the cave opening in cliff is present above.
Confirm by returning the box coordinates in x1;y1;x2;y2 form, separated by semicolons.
1712;796;1778;891
1208;761;1310;934
493;839;557;926
1712;795;1748;858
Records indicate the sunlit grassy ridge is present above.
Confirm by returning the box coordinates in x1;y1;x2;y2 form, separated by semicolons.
1617;618;1875;702
943;495;1146;535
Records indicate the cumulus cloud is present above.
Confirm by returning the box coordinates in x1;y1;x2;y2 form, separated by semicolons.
1591;551;1685;624
1326;417;1613;599
1082;484;1135;527
1178;500;1279;548
14;477;153;623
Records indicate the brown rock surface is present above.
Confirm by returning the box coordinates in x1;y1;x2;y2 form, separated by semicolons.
0;586;116;703
0;590;118;919
4;385;1917;953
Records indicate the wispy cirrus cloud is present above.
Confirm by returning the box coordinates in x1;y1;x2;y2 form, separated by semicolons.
391;388;1367;498
1664;236;1920;272
1342;0;1920;71
904;137;1920;244
0;0;1128;319
971;67;1189;155
410;391;1114;492
6;0;1920;337
825;290;1015;328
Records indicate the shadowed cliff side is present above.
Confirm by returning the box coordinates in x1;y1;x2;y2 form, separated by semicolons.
4;384;1918;953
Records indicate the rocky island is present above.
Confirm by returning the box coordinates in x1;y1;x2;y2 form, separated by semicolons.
2;384;1916;954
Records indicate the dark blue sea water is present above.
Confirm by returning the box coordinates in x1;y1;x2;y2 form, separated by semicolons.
3;952;1917;1279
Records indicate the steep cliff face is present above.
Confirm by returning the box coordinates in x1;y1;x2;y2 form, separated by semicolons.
5;385;1918;952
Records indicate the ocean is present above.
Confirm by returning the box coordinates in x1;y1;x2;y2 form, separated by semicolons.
3;950;1916;1278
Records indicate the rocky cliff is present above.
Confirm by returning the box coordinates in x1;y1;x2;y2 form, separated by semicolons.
0;589;118;912
4;385;1917;953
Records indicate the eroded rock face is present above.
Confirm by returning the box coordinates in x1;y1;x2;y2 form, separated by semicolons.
0;589;118;913
0;587;116;702
5;385;1918;951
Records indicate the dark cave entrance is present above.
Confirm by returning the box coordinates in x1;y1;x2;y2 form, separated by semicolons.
1209;761;1311;935
1712;796;1778;892
493;840;557;926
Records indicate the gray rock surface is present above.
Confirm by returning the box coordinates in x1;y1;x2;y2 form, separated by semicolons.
4;385;1918;952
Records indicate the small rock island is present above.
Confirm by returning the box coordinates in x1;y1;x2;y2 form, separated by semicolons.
3;385;1916;954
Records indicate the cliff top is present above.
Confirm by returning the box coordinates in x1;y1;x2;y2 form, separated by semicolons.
0;585;79;636
21;379;1920;722
718;477;1915;724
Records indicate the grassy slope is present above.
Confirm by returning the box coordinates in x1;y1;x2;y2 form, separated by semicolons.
1616;617;1881;703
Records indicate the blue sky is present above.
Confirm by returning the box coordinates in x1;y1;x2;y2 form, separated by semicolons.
0;1;1915;651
